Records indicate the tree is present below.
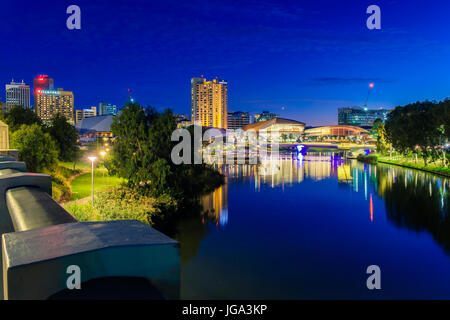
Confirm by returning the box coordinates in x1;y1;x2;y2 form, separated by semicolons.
107;102;223;201
385;100;448;166
1;105;42;132
373;119;389;155
47;113;79;162
11;124;58;172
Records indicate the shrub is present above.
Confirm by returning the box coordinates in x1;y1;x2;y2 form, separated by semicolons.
11;124;58;173
357;154;378;164
63;186;177;226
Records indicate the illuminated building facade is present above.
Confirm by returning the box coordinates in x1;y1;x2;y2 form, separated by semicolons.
227;111;250;130
35;89;74;123
254;111;278;122
75;106;97;123
5;80;30;110
33;75;54;103
304;125;369;142
191;77;228;129
338;106;390;128
98;102;117;116
244;117;305;142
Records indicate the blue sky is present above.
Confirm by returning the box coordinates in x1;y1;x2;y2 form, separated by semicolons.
1;0;450;125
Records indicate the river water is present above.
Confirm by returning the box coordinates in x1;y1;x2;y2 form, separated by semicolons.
176;154;450;299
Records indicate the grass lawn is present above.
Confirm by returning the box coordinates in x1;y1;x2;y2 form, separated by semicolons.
377;156;450;176
70;166;125;200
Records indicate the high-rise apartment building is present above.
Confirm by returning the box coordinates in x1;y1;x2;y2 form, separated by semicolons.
98;102;117;116
33;75;54;106
191;77;228;129
5;79;30;110
227;111;250;130
75;106;97;123
338;106;390;128
35;88;74;123
34;75;74;123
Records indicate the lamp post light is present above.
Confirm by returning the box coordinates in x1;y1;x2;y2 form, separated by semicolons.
88;156;97;206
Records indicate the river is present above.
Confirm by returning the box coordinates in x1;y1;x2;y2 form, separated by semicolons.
175;153;450;299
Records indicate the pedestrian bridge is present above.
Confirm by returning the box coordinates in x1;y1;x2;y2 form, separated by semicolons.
0;156;179;300
279;142;376;152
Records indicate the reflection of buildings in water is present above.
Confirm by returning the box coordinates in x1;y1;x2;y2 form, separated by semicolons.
351;162;450;225
252;154;354;188
304;156;332;181
201;180;228;227
337;164;352;183
258;157;305;188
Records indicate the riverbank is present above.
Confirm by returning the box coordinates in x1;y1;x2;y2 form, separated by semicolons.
357;155;450;178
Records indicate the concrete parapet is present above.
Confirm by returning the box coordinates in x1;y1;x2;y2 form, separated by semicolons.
0;158;180;300
2;220;180;300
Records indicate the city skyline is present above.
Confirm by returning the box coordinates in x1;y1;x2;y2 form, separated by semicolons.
1;0;450;126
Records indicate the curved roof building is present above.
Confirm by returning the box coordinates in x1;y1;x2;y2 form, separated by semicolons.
244;118;306;134
304;125;369;137
75;115;113;134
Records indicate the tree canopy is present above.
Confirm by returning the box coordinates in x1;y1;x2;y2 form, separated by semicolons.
11;124;58;172
46;113;79;162
106;102;223;201
385;100;449;165
1;105;42;132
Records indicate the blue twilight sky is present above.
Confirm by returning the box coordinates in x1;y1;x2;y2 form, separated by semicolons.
1;0;449;125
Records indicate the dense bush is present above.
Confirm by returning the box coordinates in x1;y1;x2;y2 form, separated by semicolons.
63;186;177;225
11;124;59;172
357;154;378;164
45;165;81;202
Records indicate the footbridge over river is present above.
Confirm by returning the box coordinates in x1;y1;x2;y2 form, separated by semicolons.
279;142;376;153
0;156;179;300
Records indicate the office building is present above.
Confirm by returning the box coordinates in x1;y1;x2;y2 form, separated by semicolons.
75;106;97;123
254;111;278;122
191;77;228;129
338;107;390;128
98;102;117;116
33;75;54;106
5;80;30;110
227;111;250;130
35;88;74;123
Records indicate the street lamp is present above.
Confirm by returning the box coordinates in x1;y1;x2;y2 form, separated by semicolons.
88;156;97;206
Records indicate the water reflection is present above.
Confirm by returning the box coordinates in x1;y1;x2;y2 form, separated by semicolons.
179;154;450;298
368;162;450;253
200;180;228;227
201;154;449;253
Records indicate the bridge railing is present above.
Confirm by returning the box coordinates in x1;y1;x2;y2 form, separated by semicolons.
0;157;179;300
